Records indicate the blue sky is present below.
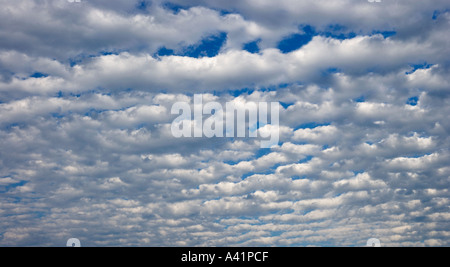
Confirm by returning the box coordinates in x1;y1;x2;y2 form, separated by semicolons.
0;0;450;247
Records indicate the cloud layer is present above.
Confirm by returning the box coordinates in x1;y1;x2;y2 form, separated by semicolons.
0;0;449;247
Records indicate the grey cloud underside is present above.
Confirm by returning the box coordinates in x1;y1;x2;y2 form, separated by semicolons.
0;0;449;246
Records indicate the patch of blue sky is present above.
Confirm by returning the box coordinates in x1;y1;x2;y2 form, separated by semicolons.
224;146;272;166
4;196;22;204
184;32;228;58
240;172;257;180
400;152;434;159
155;47;175;57
406;62;434;75
156;32;227;58
323;24;395;39
218;9;234;16
289;174;309;181
299;155;314;164
69;57;82;67
277;25;315;54
4;123;24;130
407;96;419;106
222;83;294;98
136;0;150;11
163;2;233;16
278;24;365;54
83;108;106;117
96;50;124;56
322;144;330;150
279;102;294;109
432;9;449;20
320;67;342;78
372;30;397;38
433;10;440;20
276;24;398;59
0;180;27;193
230;88;255;97
269;231;285;237
55;89;107;99
30;72;49;78
254;84;292;94
243;39;261;54
51;112;65;119
354;95;366;103
249;123;259;136
276;83;292;89
254;146;274;158
162;2;184;14
32;211;46;219
325;67;341;74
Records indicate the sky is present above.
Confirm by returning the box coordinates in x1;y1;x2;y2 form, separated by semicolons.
0;0;449;247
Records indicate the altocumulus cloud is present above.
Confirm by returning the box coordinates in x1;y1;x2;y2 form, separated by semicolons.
0;0;449;247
